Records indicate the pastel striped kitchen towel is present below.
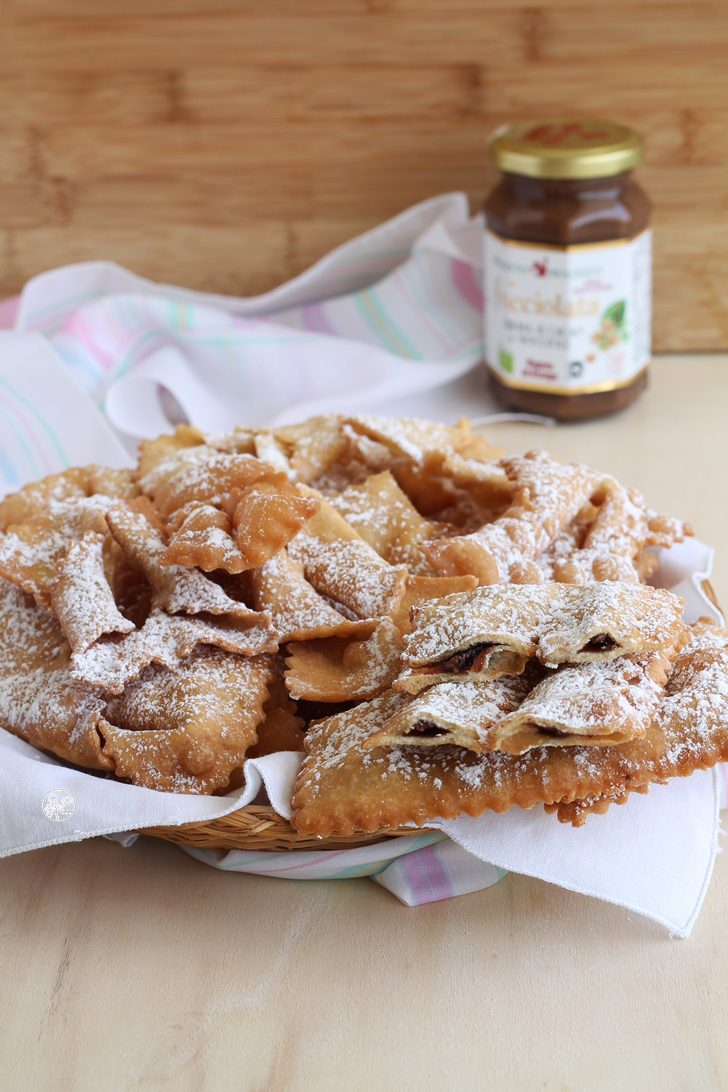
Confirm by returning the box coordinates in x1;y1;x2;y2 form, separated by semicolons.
183;834;508;908
0;194;492;484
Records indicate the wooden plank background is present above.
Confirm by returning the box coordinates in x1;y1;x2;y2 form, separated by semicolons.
1;0;727;350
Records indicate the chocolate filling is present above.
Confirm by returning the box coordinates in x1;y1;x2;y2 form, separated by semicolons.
406;719;448;737
578;632;619;654
432;642;495;674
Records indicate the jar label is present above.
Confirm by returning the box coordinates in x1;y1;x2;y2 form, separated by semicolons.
484;229;651;393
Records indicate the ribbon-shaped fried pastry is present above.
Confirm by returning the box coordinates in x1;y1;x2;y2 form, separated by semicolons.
0;578;111;770
544;475;691;584
251;549;377;643
286;491;408;621
388;573;479;634
99;648;275;793
363;670;536;752
50;533;135;654
0;465;139;532
285;619;405;703
330;470;443;575
267;416;350;484
135;426;215;493
394;582;686;694
105;499;273;622
490;645;679;754
246;672;306;759
423;450;601;584
424;450;690;587
152;452;283;516
71;608;278;693
344;415;502;467
0;494;112;608
148;453;320;572
291;623;728;837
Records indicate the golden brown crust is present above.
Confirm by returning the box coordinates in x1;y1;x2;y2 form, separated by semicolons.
291;627;728;837
0;579;109;770
285;619;405;703
491;644;680;754
99;649;275;793
423;450;601;584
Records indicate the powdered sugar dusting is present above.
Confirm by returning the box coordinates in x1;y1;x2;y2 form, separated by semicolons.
52;533;135;653
403;583;684;669
287;534;407;620
72;609;276;693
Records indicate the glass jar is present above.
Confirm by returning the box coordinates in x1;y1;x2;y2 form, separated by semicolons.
483;119;651;420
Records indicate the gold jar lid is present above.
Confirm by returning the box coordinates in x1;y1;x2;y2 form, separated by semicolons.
490;118;643;180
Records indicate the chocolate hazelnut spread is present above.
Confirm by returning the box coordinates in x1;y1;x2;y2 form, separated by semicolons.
483;119;651;420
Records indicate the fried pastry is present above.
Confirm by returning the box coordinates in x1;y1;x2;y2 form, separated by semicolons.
490;645;678;754
0;465;139;532
50;532;135;653
202;426;257;456
246;671;306;758
291;624;728;836
437;453;514;518
105;499;271;622
345;415;502;467
135;426;212;495
330;470;441;575
100;648;275;793
151;454;319;573
270;416;349;484
363;670;536;752
250;549;377;642
0;413;716;832
0;467;90;531
153;452;286;519
285;619;405;703
423;450;601;584
394;582;686;695
252;430;293;477
388;573;479;635
222;481;319;569
71;608;277;693
286;491;408;621
160;503;241;571
536;584;685;664
545;785;654;827
0;494;111;608
549;476;691;583
0;578;109;770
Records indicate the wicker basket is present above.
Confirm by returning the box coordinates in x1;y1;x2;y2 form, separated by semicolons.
142;806;421;852
142;579;723;853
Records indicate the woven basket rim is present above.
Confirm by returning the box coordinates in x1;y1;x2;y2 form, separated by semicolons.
142;804;423;852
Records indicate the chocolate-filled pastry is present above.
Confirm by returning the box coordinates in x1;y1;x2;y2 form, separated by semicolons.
394;582;686;695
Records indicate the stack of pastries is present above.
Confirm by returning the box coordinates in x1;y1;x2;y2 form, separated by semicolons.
0;414;725;834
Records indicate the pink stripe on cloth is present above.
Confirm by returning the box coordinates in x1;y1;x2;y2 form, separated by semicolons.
450;258;483;313
0;296;20;329
397;844;455;904
299;301;338;335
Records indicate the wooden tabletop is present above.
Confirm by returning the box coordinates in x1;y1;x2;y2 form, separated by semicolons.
1;354;727;1092
2;2;728;352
